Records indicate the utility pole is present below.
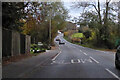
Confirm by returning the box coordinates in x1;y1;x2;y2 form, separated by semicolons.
118;1;120;23
118;1;120;37
0;2;2;79
75;20;77;33
49;6;52;46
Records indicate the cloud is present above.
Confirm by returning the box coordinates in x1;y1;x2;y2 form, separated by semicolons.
63;2;82;18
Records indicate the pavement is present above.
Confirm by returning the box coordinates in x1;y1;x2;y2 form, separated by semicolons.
2;33;120;79
2;47;59;78
0;63;1;79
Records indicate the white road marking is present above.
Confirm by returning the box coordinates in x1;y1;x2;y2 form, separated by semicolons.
83;52;88;55
88;59;92;63
78;59;80;63
81;59;85;63
53;58;95;64
52;50;61;61
105;68;120;80
71;59;74;63
90;56;99;64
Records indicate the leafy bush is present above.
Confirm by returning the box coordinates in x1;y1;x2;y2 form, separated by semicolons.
64;32;69;36
71;33;84;38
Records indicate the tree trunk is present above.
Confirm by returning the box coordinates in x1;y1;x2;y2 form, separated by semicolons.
98;0;102;25
102;0;110;47
96;0;103;45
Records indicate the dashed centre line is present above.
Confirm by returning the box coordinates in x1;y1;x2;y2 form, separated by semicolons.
105;68;120;80
90;56;99;64
83;52;88;55
80;50;88;56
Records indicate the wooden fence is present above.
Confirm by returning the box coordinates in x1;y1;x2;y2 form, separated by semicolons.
2;28;31;57
0;27;2;62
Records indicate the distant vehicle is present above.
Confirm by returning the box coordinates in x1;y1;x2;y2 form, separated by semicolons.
58;30;61;34
56;38;60;41
38;42;43;46
59;40;65;45
115;45;120;69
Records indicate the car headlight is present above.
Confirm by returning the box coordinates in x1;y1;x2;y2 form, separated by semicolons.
117;46;120;50
117;46;120;53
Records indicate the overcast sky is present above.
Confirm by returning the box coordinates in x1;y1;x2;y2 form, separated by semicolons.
63;2;96;22
63;2;81;19
62;1;119;23
63;2;81;22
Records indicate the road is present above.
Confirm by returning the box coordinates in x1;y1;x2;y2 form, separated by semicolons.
22;33;120;79
3;33;120;79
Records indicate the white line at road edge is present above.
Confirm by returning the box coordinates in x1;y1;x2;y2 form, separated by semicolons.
105;68;120;80
90;56;99;64
52;50;61;61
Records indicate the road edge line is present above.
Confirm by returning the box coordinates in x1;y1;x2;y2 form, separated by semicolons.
52;49;61;61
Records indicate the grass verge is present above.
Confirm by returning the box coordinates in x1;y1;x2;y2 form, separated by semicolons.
64;36;116;52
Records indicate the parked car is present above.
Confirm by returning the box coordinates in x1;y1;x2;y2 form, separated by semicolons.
30;45;39;53
115;45;120;69
56;38;60;41
30;44;46;53
59;40;65;45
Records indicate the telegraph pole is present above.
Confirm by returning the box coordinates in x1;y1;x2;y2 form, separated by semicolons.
49;7;52;46
118;1;120;24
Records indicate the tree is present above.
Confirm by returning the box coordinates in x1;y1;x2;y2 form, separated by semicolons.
2;2;28;31
72;0;120;48
21;2;68;45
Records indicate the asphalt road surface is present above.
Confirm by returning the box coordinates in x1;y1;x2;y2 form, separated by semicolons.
17;33;119;79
